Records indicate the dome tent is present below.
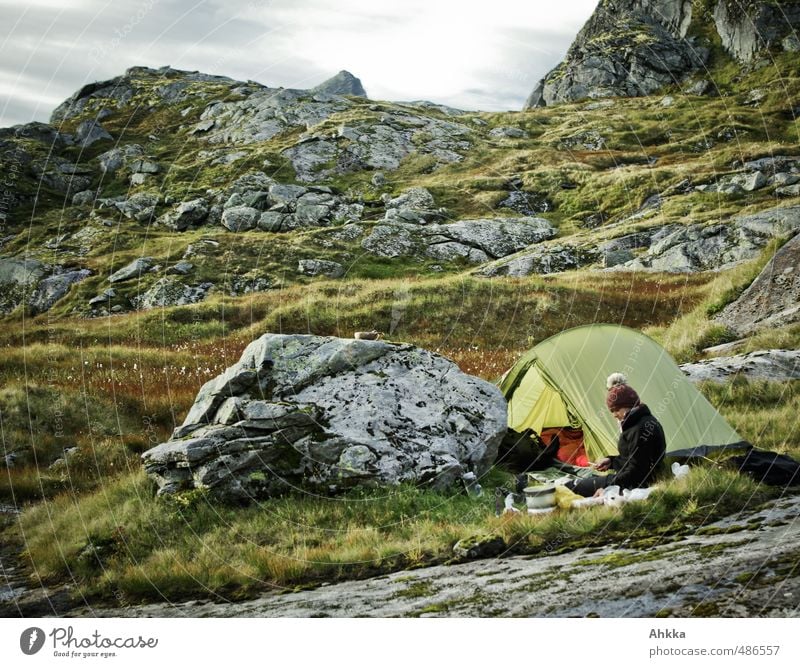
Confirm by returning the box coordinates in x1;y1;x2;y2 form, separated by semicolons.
498;324;749;461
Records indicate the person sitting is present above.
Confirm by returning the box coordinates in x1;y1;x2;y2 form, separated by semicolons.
566;373;666;498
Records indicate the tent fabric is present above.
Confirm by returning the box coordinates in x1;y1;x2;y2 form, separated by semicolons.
499;324;748;461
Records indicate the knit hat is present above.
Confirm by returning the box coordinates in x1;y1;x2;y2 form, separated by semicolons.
606;383;640;411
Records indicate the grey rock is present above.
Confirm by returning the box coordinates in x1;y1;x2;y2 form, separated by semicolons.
311;70;367;97
614;206;800;273
681;350;800;383
268;183;308;207
158;199;209;231
142;334;507;500
525;0;707;107
221;206;260;232
383;187;441;224
29;269;91;314
133;278;212;310
89;288;116;306
776;184;800;198
75;119;112;147
716;231;800;335
129;159;160;174
167;261;194;276
488;126;527;138
112;191;161;221
477;244;600;277
362;217;555;263
0;258;47;314
71;190;95;206
685;79;714;96
771;173;800;187
297;259;345;278
108;257;154;283
371;172;386;187
96;144;144;173
714;1;800;63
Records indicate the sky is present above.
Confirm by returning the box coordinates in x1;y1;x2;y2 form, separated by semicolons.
0;0;599;128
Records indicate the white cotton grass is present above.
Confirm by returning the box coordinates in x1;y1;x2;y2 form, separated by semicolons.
606;372;628;389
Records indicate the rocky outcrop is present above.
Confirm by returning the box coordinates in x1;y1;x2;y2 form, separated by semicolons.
525;0;707;107
312;70;367;97
681;349;800;383
713;1;800;62
142;334;507;500
477;205;800;276
524;0;800;108
297;259;346;278
282;111;471;181
132;277;213;310
108;257;153;283
0;259;90;314
360;217;556;263
716;232;800;335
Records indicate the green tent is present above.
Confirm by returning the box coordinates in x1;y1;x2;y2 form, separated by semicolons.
498;324;749;461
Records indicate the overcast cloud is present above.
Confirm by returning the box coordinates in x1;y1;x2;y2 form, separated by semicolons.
0;0;597;127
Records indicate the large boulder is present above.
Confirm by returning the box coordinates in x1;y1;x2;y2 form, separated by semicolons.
716;232;800;335
142;335;507;501
681;350;800;383
361;217;556;263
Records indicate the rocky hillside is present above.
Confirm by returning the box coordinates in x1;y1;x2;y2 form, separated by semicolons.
525;0;800;107
0;2;798;341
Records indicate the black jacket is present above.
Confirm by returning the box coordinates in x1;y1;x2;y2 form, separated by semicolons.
609;404;666;489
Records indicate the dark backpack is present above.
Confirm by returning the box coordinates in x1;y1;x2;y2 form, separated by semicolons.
728;448;800;487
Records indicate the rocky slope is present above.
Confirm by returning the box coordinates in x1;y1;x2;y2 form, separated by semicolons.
0;4;798;346
525;0;800;108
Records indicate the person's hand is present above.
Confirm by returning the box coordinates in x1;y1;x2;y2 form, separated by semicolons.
593;488;605;498
593;457;612;471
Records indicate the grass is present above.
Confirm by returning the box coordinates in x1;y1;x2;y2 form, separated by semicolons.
6;459;777;606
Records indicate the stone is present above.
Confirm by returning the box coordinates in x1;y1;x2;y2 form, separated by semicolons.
142;334;507;501
96;144;144;173
158;199;209;231
75;119;112;147
133;278;212;310
681;350;800;384
716;231;800;335
71;190;95;206
685;79;714;95
477;244;600;277
108;257;154;283
714;1;800;63
488;126;527;138
371;172;386;187
0;258;47;314
112;191;161;221
453;534;507;560
362;217;556;263
776;184;800;198
221;206;260;232
129;159;161;174
297;259;345;278
167;261;194;276
29;269;91;314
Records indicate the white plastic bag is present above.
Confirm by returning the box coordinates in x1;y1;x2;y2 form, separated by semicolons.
671;462;690;479
622;486;657;502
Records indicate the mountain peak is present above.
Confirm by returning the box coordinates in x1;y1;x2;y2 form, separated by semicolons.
312;70;367;98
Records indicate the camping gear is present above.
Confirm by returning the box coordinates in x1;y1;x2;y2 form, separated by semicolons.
524;485;556;509
727;449;800;486
499;324;749;462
